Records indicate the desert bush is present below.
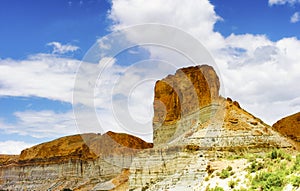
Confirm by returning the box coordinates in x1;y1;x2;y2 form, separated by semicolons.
219;166;233;179
228;179;237;188
251;171;285;190
290;175;300;187
208;186;224;191
219;169;230;179
248;161;264;173
293;154;300;171
268;149;290;161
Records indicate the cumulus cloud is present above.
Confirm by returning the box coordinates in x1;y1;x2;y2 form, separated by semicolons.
47;41;79;54
108;0;300;125
269;0;300;5
0;141;34;154
216;35;300;123
108;0;224;51
291;12;300;23
0;54;80;103
0;110;78;139
2;0;300;152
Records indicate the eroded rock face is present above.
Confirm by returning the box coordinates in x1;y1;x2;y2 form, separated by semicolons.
0;131;152;190
128;99;293;190
153;65;220;125
273;112;300;149
153;65;220;144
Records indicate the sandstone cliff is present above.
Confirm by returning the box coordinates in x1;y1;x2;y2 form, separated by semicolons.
273;112;300;150
153;65;220;125
0;64;297;191
153;65;220;145
0;131;152;190
127;65;293;190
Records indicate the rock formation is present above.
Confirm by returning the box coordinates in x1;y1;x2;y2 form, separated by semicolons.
128;98;292;190
153;65;220;145
273;112;300;150
0;64;296;191
153;65;220;125
127;65;293;190
0;132;152;190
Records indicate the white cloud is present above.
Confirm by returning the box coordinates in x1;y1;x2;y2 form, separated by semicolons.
215;35;300;124
108;0;300;125
108;0;224;51
291;12;300;23
1;0;300;151
0;141;34;154
47;42;79;54
0;54;79;103
269;0;300;5
0;110;78;139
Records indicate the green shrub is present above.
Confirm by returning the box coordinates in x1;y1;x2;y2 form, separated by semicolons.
228;179;237;188
219;168;231;179
248;161;264;173
266;173;284;189
233;187;247;191
290;175;300;187
247;155;256;163
268;149;290;161
293;154;300;171
208;186;224;191
205;176;210;181
251;171;285;190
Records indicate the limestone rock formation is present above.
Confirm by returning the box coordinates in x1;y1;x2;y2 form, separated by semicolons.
273;112;300;149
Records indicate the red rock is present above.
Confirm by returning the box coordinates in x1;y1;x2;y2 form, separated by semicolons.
153;65;220;125
272;112;300;149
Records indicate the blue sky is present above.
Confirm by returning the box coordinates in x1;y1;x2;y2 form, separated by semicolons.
0;0;300;154
0;0;110;59
214;0;300;40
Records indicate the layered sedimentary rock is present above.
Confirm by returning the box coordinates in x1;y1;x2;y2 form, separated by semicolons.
128;65;293;190
273;112;300;149
128;98;292;190
153;65;220;125
0;132;152;190
0;64;296;191
153;65;220;145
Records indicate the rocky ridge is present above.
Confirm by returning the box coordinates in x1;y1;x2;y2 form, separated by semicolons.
273;112;300;150
0;132;152;190
127;65;293;190
0;65;297;191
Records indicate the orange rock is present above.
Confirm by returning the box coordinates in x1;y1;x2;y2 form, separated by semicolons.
153;65;220;125
272;112;300;149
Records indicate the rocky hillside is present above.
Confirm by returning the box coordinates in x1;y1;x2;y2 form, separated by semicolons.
0;131;152;190
127;65;294;190
0;64;298;191
273;112;300;150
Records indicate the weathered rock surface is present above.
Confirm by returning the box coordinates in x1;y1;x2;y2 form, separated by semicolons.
128;99;292;190
273;112;300;150
0;131;152;190
153;65;220;145
153;65;220;125
0;64;297;191
127;65;293;190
